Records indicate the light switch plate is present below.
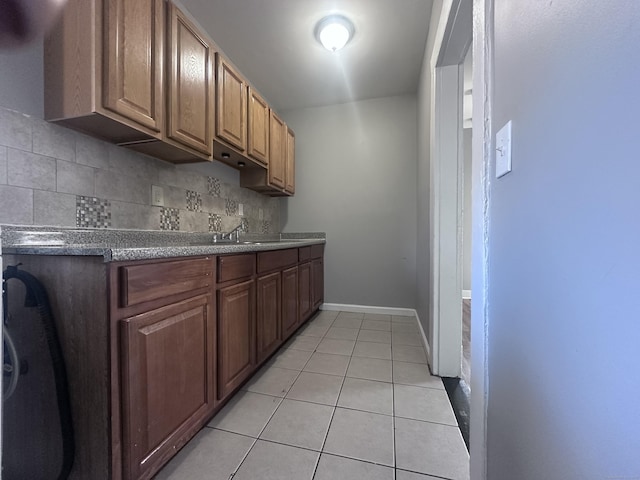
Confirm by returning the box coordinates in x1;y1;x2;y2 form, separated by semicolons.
151;185;164;206
259;208;263;220
496;120;512;178
238;203;243;216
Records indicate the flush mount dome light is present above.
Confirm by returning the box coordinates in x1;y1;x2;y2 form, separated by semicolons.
316;15;354;52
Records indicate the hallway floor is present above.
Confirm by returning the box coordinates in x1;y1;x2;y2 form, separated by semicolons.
155;310;469;480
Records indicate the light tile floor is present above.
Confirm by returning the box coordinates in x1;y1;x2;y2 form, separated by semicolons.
155;310;469;480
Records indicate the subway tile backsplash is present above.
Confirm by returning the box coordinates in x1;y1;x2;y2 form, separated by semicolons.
0;107;280;233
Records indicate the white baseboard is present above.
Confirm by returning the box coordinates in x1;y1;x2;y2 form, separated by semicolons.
414;310;432;370
320;303;415;317
462;290;472;299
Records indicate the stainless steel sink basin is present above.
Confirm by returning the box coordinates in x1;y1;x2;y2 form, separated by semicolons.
240;240;284;245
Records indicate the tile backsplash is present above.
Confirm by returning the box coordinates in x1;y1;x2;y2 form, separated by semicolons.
0;107;279;233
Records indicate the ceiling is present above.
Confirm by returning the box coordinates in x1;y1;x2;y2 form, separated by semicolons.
179;0;433;112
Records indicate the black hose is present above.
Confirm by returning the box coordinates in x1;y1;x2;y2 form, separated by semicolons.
3;265;75;480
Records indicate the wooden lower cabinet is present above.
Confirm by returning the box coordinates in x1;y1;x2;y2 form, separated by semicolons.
4;245;323;480
282;266;299;338
120;294;215;480
299;262;313;322
256;272;282;363
217;279;256;401
312;258;324;310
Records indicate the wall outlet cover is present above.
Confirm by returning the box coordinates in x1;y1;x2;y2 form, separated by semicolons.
151;185;164;206
496;120;512;178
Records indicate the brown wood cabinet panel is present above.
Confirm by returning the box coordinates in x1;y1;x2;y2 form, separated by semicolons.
120;294;214;480
282;266;299;339
217;279;256;400
285;126;295;195
166;3;214;155
298;262;312;322
298;246;311;263
257;248;298;274
256;272;282;363
269;111;286;189
247;87;269;166
4;255;111;479
310;244;325;259
103;0;164;132
119;257;212;308
217;254;256;283
216;55;247;151
312;258;324;310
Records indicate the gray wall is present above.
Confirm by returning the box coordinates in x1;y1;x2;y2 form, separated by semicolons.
281;96;418;309
486;0;640;477
0;42;44;117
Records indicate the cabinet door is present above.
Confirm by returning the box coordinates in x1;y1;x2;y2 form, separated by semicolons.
312;258;324;310
167;3;214;155
298;262;312;323
268;111;286;189
218;279;255;400
247;87;269;166
256;272;282;363
120;294;214;480
285;126;295;195
103;0;164;132
216;55;247;151
282;266;299;339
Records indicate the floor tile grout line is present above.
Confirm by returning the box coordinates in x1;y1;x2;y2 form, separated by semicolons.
310;315;352;480
395;466;458;480
234;325;323;479
390;323;398;474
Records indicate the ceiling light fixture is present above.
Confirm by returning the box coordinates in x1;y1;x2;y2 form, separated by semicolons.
315;15;354;52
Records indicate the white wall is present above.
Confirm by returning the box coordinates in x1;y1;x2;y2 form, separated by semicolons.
484;0;640;477
462;127;472;292
281;96;418;308
416;0;444;341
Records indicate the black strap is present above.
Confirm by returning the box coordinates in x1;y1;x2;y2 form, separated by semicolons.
3;264;75;480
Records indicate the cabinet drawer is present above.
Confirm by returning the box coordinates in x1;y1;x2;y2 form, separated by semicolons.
119;258;213;308
298;246;311;262
310;244;324;259
257;249;298;274
218;254;256;283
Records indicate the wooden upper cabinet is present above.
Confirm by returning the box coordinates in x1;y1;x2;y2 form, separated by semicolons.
216;55;247;151
45;0;165;142
247;87;270;166
285;126;295;195
103;0;164;133
166;3;214;155
269;111;286;189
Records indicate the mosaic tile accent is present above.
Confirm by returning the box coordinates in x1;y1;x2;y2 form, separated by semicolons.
240;217;249;233
160;207;180;231
76;195;111;228
207;176;221;197
225;198;238;216
261;220;271;234
209;213;223;232
186;190;202;212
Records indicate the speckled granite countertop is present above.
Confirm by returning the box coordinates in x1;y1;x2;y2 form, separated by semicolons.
1;226;325;262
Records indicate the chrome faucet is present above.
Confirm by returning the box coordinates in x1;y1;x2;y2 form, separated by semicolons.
217;222;243;243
